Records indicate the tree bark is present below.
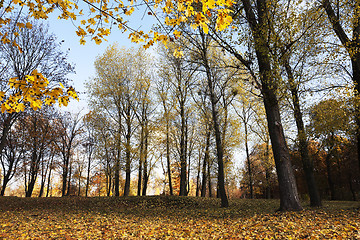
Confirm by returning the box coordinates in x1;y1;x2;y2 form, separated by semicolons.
206;59;229;207
142;128;149;196
244;120;253;199
123;108;132;197
201;130;210;197
179;98;187;196
166;113;173;196
85;154;91;197
196;148;202;197
66;161;72;196
114;111;122;197
208;160;212;197
46;155;53;197
137;123;144;196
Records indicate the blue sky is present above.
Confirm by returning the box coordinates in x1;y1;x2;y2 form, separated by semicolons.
45;7;156;113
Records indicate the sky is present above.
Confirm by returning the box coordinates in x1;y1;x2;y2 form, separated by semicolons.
45;6;157;113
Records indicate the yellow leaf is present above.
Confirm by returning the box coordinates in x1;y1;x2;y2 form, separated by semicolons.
25;22;32;29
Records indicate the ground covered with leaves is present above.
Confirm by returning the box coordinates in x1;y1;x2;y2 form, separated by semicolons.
0;196;359;239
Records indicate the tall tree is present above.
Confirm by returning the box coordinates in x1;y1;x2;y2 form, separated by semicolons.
88;44;153;196
54;112;82;197
83;112;97;197
158;43;196;196
0;15;74;176
322;0;360;172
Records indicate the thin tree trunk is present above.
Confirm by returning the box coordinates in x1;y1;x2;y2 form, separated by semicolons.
208;159;212;197
138;124;144;196
114;113;121;197
142;128;149;196
38;157;47;198
66;161;72;196
198;31;228;207
166;121;173;195
207;71;228;207
186;123;190;196
85;148;92;197
325;151;336;200
46;156;53;197
201;130;210;197
1;176;10;196
349;174;357;201
114;153;120;197
62;156;69;197
78;170;81;196
124;110;131;197
244;120;253;199
179;99;187;196
196;148;202;197
284;59;322;207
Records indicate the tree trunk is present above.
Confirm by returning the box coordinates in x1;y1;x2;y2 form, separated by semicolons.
138;124;144;196
0;114;15;159
46;157;53;197
208;160;212;198
142;129;149;196
1;164;13;196
262;88;302;210
124;112;131;197
166;120;173;196
78;171;81;196
244;121;253;199
352;59;360;174
62;156;69;197
201;130;210;197
186;123;190;196
325;151;336;200
85;146;92;197
196;149;201;197
179;99;187;196
1;177;9;196
114;113;122;197
207;64;229;207
284;60;322;207
349;174;357;201
66;161;72;196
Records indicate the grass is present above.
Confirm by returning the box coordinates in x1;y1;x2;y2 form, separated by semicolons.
0;196;359;239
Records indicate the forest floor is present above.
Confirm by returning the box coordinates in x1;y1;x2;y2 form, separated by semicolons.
0;196;359;239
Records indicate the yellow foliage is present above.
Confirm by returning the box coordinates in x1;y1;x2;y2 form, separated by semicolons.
0;70;78;113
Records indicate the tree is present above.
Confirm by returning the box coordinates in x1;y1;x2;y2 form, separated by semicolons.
205;0;303;211
155;73;175;196
0;17;74;196
308;98;352;200
158;43;197;196
83;112;97;197
0;16;75;170
322;0;360;172
268;3;324;207
54;112;82;197
0;13;78;115
0;120;25;195
88;44;153;196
